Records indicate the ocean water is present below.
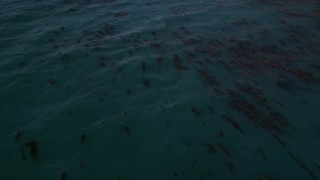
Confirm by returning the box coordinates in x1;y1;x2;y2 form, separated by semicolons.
0;0;320;179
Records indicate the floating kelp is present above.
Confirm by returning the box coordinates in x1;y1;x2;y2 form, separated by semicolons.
205;143;217;154
1;0;319;179
218;143;232;158
173;54;188;71
80;133;86;145
227;88;297;136
228;90;260;123
126;89;132;95
236;83;267;106
257;148;267;160
219;131;224;138
20;147;26;160
196;41;222;57
257;175;274;180
48;78;56;85
15;130;22;141
114;11;129;18
122;125;131;137
60;172;67;180
198;70;219;86
191;107;202;117
23;140;38;159
291;69;320;84
222;115;244;134
287;152;317;180
142;79;150;88
207;106;214;114
99;56;107;68
227;162;235;174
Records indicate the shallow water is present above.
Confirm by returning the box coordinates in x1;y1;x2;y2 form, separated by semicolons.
0;0;320;179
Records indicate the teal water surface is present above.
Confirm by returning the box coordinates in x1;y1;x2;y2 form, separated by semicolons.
1;0;320;179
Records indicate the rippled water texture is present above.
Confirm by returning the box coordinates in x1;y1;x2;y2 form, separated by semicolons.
1;0;320;179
